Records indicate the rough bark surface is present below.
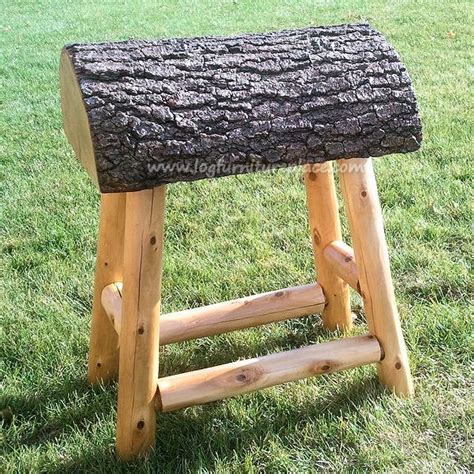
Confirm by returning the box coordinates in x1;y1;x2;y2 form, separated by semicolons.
64;24;422;193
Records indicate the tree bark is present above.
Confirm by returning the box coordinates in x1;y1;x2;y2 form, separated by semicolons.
60;23;422;193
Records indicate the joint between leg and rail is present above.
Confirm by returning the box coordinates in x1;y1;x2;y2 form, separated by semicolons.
322;240;360;294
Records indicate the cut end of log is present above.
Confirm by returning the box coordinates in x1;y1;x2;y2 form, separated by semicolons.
154;387;163;412
60;48;99;188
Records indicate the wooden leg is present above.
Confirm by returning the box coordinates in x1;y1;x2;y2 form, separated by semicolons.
338;158;414;396
88;193;126;383
304;162;352;331
116;186;166;459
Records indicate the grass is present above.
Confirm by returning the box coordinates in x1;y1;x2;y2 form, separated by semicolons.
0;0;472;471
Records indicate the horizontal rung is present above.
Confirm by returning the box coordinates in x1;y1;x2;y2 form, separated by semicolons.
155;335;381;412
102;282;326;345
323;240;360;293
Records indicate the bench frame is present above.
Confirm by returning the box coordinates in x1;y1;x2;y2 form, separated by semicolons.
86;158;413;460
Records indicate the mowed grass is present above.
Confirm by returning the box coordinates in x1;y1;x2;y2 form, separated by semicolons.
0;0;473;471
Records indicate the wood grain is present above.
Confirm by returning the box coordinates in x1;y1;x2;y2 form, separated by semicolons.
87;193;125;383
116;186;166;459
338;158;413;396
156;335;381;412
304;162;352;330
102;282;325;343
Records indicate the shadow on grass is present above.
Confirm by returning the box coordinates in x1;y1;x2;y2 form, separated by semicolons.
52;377;384;473
160;315;348;375
3;321;382;472
1;375;116;448
151;376;384;470
1;320;327;446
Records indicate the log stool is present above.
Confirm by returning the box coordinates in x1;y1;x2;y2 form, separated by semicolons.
60;23;422;459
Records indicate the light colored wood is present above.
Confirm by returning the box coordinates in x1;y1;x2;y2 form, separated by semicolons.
338;158;413;396
60;49;98;187
116;187;166;459
87;193;126;383
156;335;381;412
101;282;124;334
304;162;352;330
323;240;360;293
102;282;326;343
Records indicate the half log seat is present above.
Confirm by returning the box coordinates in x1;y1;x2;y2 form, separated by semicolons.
60;23;422;459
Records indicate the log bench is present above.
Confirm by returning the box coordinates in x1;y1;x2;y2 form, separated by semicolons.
60;23;421;460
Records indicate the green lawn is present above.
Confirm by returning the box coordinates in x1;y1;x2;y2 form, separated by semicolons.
1;0;473;472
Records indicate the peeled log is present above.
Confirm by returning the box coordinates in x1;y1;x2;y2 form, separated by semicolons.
101;282;325;344
60;24;422;193
156;335;382;412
